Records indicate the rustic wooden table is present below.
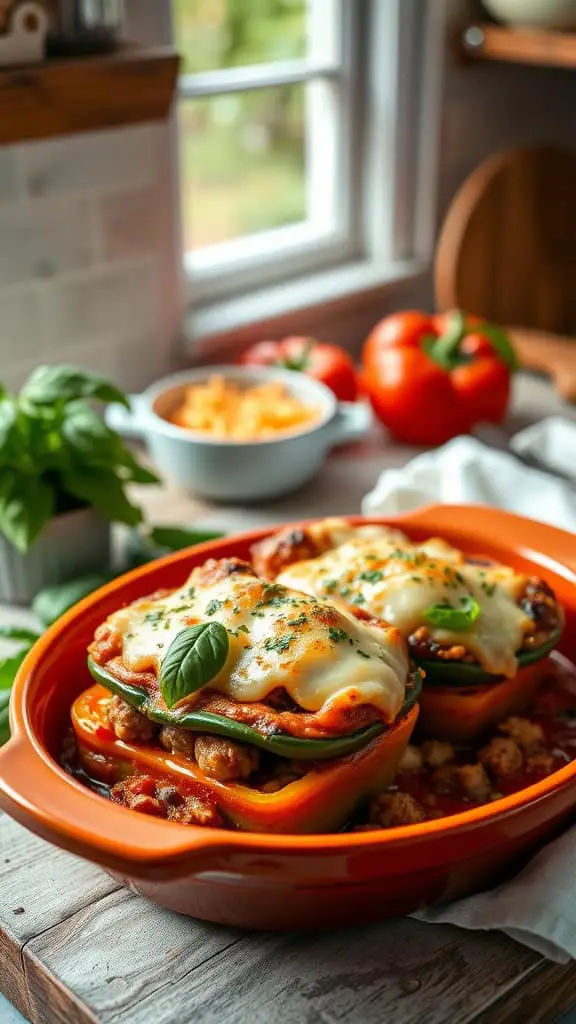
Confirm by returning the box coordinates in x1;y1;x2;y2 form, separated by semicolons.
2;374;576;1024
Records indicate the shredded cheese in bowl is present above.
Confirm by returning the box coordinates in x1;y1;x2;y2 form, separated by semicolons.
167;375;321;441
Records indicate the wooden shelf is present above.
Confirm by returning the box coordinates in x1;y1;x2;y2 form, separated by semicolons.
0;46;180;145
461;22;576;69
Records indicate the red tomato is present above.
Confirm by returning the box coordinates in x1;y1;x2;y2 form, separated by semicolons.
240;337;358;401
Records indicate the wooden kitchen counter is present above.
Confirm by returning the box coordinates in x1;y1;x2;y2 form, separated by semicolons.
1;372;576;1024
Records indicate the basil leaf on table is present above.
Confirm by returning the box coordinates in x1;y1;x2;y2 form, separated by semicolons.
0;648;37;746
159;622;229;708
0;689;11;745
149;525;225;550
20;366;129;409
32;574;111;627
126;525;225;567
425;595;481;631
0;649;30;691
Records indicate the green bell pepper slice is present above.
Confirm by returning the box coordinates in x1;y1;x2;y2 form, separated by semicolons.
87;657;422;760
416;625;563;688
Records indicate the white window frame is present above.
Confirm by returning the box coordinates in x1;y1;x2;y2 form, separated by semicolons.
128;0;446;349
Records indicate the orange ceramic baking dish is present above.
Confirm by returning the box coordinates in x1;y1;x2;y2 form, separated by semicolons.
1;505;576;931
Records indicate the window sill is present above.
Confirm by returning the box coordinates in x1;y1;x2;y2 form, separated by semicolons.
186;257;429;359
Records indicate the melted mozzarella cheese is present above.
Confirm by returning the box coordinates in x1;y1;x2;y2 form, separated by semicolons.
277;529;532;678
106;566;408;722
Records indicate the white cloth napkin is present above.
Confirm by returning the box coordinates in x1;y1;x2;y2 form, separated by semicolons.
362;419;576;963
362;432;576;531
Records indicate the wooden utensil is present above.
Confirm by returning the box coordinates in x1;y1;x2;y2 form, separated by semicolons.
435;146;576;400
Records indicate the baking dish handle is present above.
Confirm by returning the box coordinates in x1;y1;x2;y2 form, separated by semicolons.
391;504;576;574
0;737;235;880
326;401;372;448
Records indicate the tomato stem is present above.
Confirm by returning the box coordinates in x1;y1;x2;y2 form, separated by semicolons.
426;310;467;369
278;338;315;372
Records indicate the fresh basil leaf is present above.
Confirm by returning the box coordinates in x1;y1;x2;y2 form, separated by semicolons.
0;649;29;691
0;470;55;552
425;596;480;631
0;689;11;745
21;366;130;409
32;574;111;627
0;625;40;643
62;467;142;526
63;402;159;485
159;622;229;708
62;402;118;464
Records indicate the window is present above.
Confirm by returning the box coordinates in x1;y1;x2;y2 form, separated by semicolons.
135;1;445;336
172;0;365;305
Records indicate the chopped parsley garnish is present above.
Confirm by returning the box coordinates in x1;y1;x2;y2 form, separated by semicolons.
228;624;250;637
340;586;352;597
481;582;496;597
328;626;349;643
144;610;165;625
186;586;196;599
356;649;370;659
358;570;384;584
263;635;292;653
411;575;423;583
425;595;480;631
254;585;294;610
205;599;224;616
266;595;295;608
324;579;338;593
287;613;308;627
352;593;366;606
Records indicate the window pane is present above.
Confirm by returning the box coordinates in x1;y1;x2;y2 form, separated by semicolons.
179;85;307;252
173;0;308;75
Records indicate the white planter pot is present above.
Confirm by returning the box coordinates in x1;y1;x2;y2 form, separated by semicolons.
0;507;111;605
482;0;576;29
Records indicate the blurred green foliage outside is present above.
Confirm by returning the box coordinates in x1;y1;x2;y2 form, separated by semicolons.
173;0;309;250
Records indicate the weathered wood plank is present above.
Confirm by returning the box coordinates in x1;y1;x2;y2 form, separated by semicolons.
0;816;120;1022
0;817;120;943
3;813;576;1024
25;903;563;1024
473;958;576;1024
24;888;246;1024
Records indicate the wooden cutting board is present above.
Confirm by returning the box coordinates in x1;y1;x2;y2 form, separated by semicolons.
3;814;576;1024
435;146;576;401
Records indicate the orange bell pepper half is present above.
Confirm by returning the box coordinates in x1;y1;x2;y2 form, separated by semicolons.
71;684;418;834
418;661;547;744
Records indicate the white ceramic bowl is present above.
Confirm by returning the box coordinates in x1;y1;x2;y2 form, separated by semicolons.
482;0;576;28
107;366;371;502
